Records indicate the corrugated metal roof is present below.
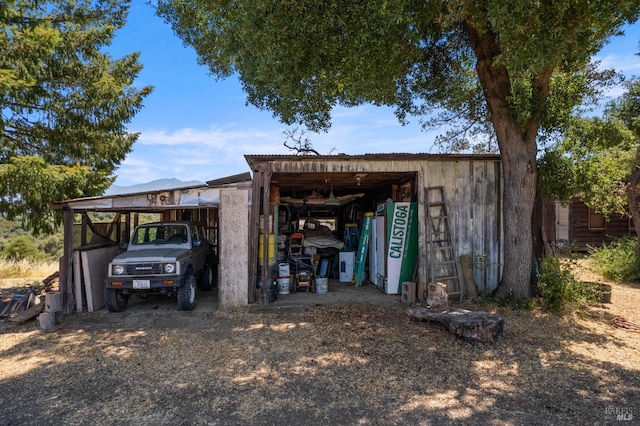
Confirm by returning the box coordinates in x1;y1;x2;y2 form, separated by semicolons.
52;173;252;209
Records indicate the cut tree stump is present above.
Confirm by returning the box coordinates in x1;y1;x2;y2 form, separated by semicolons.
407;307;505;343
426;282;449;310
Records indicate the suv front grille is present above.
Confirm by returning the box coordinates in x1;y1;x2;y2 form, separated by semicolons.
126;264;163;275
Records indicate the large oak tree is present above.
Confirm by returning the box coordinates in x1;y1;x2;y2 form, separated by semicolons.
1;0;152;234
157;0;639;297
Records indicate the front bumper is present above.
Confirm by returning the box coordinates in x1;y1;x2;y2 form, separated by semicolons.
105;274;185;290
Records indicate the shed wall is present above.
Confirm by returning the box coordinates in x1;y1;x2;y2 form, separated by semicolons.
569;200;635;251
269;158;503;295
218;188;250;307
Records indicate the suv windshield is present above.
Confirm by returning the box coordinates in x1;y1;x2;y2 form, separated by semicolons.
131;224;189;245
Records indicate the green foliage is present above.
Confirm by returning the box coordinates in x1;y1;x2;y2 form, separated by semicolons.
538;114;638;220
41;235;62;258
156;0;639;142
474;291;535;310
610;78;640;138
589;236;640;282
514;297;536;311
0;216;62;260
538;148;577;203
1;0;153;235
478;292;511;308
1;235;44;261
537;256;600;314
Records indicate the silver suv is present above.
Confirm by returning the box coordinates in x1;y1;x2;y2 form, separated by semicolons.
104;221;214;312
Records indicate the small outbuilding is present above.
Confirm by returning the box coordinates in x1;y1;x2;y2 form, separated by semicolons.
245;153;504;304
54;153;507;314
554;198;637;251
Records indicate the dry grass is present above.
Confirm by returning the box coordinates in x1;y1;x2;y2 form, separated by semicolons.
0;258;58;282
0;258;638;425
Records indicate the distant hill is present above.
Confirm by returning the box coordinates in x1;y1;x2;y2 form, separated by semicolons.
104;178;205;196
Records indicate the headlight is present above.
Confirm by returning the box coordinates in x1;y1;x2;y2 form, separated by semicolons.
164;263;176;274
113;265;125;275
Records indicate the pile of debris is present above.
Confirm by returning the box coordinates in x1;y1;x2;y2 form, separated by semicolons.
0;272;62;329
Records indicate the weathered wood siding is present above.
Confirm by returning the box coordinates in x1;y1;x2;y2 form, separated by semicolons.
269;157;503;294
569;200;636;251
420;160;502;293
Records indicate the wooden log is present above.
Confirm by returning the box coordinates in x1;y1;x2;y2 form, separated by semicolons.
407;307;505;343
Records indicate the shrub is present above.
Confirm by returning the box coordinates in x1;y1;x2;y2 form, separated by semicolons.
537;256;599;314
1;235;43;261
588;236;640;282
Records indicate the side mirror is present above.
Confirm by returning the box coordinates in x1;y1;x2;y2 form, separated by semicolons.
193;240;202;247
119;242;128;250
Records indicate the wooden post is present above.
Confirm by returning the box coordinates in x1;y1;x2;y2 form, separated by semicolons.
61;207;75;315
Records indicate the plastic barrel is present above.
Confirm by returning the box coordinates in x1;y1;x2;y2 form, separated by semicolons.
315;277;328;294
277;277;290;294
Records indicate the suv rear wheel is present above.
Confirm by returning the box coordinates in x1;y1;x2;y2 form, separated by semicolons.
177;273;197;310
199;261;214;291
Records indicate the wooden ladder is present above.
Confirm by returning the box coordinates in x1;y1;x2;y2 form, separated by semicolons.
425;187;463;301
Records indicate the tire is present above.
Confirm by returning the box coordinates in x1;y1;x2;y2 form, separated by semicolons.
198;262;214;291
105;288;129;312
177;273;197;310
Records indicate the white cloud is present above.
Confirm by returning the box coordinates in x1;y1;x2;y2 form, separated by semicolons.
114;111;439;187
595;52;640;77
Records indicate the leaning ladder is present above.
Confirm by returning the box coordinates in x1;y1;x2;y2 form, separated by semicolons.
425;187;463;301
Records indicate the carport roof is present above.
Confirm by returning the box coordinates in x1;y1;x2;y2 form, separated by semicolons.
51;172;252;210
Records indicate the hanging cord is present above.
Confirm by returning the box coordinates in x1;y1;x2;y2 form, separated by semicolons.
612;316;640;333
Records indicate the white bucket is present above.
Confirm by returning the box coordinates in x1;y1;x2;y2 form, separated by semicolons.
277;277;290;294
278;262;290;278
315;277;328;294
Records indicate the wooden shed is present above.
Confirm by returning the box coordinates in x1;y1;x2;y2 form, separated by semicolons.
244;154;503;303
555;198;636;251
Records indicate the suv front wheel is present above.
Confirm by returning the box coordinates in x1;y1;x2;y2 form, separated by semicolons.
177;273;197;310
105;288;129;312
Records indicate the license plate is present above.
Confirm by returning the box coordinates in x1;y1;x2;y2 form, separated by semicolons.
133;279;150;289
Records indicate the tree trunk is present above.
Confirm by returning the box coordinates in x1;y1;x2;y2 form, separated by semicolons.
465;23;541;299
498;135;538;298
626;166;640;252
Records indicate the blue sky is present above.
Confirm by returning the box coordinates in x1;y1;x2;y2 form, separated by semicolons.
108;2;640;187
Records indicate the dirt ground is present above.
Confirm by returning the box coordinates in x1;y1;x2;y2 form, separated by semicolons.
1;263;639;426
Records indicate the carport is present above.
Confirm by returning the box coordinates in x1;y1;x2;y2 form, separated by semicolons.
53;173;252;314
